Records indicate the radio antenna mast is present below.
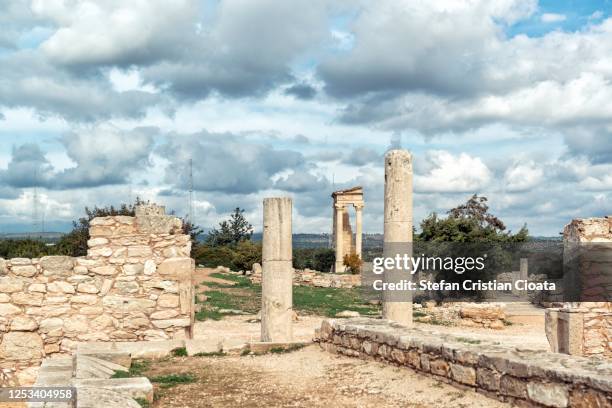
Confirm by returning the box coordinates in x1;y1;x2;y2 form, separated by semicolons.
188;158;194;224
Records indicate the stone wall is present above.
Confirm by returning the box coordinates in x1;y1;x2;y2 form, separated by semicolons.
0;205;195;385
317;318;611;408
545;216;611;358
249;265;361;288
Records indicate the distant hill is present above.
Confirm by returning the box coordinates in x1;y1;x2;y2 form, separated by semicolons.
0;232;64;242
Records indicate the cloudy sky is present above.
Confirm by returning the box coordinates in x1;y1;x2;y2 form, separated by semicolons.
1;0;611;236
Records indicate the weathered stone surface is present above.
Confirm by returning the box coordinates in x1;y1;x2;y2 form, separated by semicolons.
157;257;193;278
39;318;64;335
71;294;99;305
150;309;179;320
47;280;76;294
87;237;109;247
40;256;74;276
115;280;140;294
527;382;569;408
0;276;23;293
0;258;7;275
10;258;31;265
102;295;156;311
77;283;100;294
10;316;38;331
12;265;38;277
151;318;190;328
12;292;44;306
157;293;180;308
450;363;476;386
28;283;47;293
123;264;144;275
127;246;153;258
143;259;156;275
0;332;43;361
0;293;10;302
91;266;117;276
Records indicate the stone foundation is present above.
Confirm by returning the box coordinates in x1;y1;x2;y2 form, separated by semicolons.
0;205;195;385
316;318;611;407
250;266;361;288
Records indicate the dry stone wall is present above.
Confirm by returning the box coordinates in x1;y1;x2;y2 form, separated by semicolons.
317;318;612;408
0;205;195;386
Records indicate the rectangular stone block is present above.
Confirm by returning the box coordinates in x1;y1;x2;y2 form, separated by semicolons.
500;375;527;399
527;382;569;408
450;363;476;386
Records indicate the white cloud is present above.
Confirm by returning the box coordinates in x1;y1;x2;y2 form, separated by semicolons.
503;160;544;191
541;13;566;23
415;151;492;193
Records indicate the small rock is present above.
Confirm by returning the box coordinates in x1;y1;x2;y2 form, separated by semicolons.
335;310;360;318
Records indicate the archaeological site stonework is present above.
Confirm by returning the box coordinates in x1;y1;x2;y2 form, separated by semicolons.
546;216;612;358
0;204;195;385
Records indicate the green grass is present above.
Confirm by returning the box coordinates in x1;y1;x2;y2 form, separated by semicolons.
197;271;380;320
413;310;427;318
455;337;481;345
172;347;188;357
293;286;379;317
269;344;306;354
193;351;226;357
134;397;150;408
111;359;151;379
150;373;197;388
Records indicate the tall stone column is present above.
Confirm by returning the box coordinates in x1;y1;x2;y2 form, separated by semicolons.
334;203;345;273
383;149;413;327
261;197;293;342
519;258;528;281
355;203;364;258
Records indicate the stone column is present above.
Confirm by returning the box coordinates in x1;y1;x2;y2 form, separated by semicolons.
334;204;345;273
355;203;363;259
261;197;293;342
519;258;528;281
382;149;413;326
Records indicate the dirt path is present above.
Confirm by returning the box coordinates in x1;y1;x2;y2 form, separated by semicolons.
147;345;510;408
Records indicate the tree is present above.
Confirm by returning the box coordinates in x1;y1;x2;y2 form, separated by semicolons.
206;208;253;247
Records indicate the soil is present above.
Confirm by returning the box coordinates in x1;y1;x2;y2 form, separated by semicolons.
146;345;511;408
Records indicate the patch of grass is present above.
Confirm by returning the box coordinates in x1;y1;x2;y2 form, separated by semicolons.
129;360;151;377
134;397;150;408
193;351;226;357
209;272;253;287
269;344;306;354
195;308;224;321
455;337;481;345
172;347;188;357
150;373;197;388
293;286;379;317
241;349;251;356
111;370;130;379
111;359;151;379
413;310;427;318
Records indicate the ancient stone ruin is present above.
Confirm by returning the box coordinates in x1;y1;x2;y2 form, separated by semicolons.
332;186;364;272
0;204;195;386
261;197;294;342
545;216;612;358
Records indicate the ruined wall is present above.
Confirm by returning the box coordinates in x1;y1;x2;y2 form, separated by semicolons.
545;216;611;358
318;318;611;408
0;205;195;385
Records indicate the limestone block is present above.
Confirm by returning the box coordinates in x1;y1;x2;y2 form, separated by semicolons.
11;265;38;277
28;283;46;293
89;225;114;237
90;217;116;226
127;246;153;258
144;260;156;275
450;363;476;386
115;281;140;294
136;214;182;235
185;339;222;356
92;314;115;329
0;332;43;361
10;258;32;265
102;295;156;312
0;258;6;275
39;318;64;335
47;281;75;294
71;294;99;305
157;257;193;279
80;306;104;315
150;309;179;319
527;382;569;408
12;292;44;306
123;264;144;276
151;318;190;329
125;316;149;329
142;329;170;341
0;303;21;316
157;293;180;308
91;266;117;276
88;246;113;257
87;238;109;247
77;283;100;294
10;316;38;331
0;293;10;302
40;256;74;276
73;386;142;408
500;375;527;398
100;279;113;295
64;316;89;334
0;276;24;293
